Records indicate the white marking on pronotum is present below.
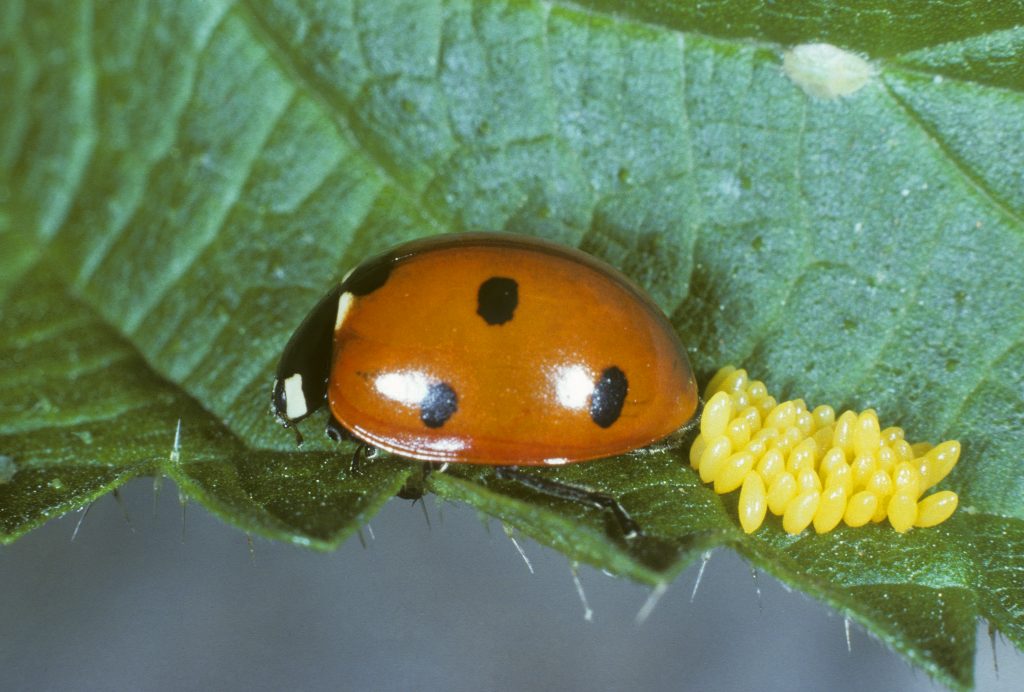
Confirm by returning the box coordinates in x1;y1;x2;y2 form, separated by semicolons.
691;550;712;602
335;291;355;330
571;562;593;622
635;581;668;625
844;617;853;652
783;43;873;99
504;524;534;574
283;374;308;419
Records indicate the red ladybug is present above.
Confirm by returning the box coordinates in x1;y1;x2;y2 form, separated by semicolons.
272;233;699;535
274;232;697;462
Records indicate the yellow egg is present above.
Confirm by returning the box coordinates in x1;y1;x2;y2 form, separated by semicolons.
824;462;853;495
699;436;732;483
819;447;848;476
787;438;818;474
765;401;797;429
876;445;896;473
753;426;781;443
756;448;786;486
814;484;848;534
851;454;877;488
832;411;857;456
920;440;961;490
881;426;904;445
747;380;768;402
700;391;733;440
739;473;768;534
756;395;778;419
726;417;752;449
892;461;922;498
731;390;751;409
715;452;757;494
772;426;803;456
720;368;749;394
739;405;762;432
887;490;918;533
892;439;915;463
812;404;836;430
915;491;958;528
843;491;878;527
812;427;835;457
767;472;798;516
689;434;707;469
795;410;815;436
783;490;821;534
743;437;768;460
853;409;881;456
866;470;893;522
705;366;735;397
797;468;822;492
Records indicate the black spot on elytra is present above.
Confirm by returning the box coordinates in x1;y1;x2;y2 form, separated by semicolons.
421;382;458;428
590;367;628;428
477;277;518;325
343;256;392;296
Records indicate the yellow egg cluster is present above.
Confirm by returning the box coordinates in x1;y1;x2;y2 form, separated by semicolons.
690;366;960;535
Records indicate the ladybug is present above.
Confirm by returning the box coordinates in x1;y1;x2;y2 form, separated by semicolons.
272;233;699;534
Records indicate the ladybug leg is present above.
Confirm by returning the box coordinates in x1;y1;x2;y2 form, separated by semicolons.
351;443;377;475
325;415;377;474
325;414;352;443
397;462;439;502
494;467;640;539
288;423;304;447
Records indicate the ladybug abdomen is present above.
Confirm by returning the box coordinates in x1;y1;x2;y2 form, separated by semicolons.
327;238;697;465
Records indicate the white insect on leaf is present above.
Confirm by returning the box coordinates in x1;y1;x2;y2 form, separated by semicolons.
783;43;874;99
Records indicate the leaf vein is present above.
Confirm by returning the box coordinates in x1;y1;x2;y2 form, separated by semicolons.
236;0;447;232
74;3;235;287
882;75;1024;230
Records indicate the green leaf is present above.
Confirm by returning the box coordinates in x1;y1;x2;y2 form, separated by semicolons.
2;2;1022;689
0;268;410;548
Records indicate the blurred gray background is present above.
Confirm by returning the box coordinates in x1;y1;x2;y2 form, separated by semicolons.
2;477;1019;692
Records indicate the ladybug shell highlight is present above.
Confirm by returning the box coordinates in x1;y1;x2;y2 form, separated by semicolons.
273;233;698;465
